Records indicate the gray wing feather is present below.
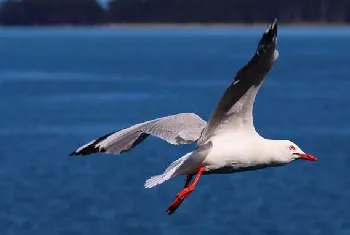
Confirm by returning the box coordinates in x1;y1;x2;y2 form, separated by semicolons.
70;113;206;156
198;19;279;145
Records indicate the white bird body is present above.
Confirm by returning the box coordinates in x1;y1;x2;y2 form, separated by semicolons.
203;133;271;173
147;131;297;186
70;19;317;214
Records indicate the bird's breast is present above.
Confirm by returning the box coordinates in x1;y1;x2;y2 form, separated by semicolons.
201;137;269;174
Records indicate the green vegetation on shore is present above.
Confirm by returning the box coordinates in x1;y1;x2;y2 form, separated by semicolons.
0;0;349;26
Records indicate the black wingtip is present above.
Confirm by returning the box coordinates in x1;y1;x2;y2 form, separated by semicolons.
68;131;116;157
69;151;79;156
256;18;278;55
69;149;82;156
69;142;107;156
271;18;278;36
69;146;106;157
272;18;278;27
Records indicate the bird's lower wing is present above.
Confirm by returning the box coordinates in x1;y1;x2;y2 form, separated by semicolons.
70;113;207;156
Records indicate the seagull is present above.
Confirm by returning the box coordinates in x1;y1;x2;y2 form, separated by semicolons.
70;19;317;215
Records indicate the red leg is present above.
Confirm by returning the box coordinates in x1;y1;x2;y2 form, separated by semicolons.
184;174;193;188
166;166;205;215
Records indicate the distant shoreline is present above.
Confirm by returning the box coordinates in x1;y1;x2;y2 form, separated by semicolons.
105;22;350;27
0;22;349;28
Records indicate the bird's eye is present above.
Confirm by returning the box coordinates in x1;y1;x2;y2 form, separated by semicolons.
289;145;296;150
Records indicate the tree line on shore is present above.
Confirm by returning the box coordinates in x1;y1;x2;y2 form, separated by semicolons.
0;0;349;26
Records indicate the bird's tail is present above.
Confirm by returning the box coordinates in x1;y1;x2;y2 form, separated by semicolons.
144;152;193;189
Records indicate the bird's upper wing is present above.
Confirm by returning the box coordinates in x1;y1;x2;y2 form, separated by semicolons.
70;113;207;156
198;19;279;145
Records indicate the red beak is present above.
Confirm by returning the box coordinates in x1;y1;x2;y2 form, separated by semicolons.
294;153;318;161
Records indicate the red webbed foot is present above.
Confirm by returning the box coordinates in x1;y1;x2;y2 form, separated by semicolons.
166;166;205;215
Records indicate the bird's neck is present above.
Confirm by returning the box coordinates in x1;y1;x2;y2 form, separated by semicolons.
259;138;289;166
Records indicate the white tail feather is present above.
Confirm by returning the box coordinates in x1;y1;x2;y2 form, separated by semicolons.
144;152;193;189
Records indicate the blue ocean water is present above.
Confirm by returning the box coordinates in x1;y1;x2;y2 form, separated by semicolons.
0;26;349;235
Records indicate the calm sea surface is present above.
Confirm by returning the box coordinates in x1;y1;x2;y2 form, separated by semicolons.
0;26;349;235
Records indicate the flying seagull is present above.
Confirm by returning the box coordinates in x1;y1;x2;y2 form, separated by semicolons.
70;19;317;215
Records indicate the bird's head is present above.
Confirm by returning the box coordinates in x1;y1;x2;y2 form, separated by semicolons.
273;140;318;164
